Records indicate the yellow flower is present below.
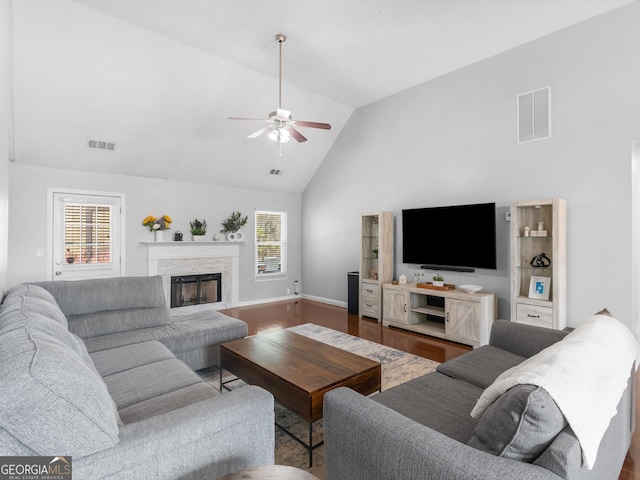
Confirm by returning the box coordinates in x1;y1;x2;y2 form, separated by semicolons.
163;215;172;224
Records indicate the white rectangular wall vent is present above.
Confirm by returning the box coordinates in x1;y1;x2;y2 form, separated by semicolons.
87;139;116;152
517;86;551;144
269;168;283;176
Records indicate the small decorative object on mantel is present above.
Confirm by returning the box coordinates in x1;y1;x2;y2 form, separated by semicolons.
221;211;248;241
432;274;445;288
190;219;207;241
142;214;172;242
398;274;407;284
213;234;220;241
174;231;183;242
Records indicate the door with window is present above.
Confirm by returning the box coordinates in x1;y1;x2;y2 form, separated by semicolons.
51;191;123;280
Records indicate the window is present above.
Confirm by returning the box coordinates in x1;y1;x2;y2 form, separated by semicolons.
63;204;112;265
255;210;286;276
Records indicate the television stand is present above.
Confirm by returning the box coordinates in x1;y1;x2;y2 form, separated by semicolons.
382;283;496;347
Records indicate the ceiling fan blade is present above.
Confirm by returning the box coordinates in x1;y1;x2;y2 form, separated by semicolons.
293;120;332;130
247;126;273;139
276;108;292;120
286;126;307;143
228;116;270;122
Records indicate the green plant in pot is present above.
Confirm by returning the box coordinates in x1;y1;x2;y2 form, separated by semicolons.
190;219;207;241
432;274;445;287
221;211;248;241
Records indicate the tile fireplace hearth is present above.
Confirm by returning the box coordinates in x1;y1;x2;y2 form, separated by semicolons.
142;242;240;309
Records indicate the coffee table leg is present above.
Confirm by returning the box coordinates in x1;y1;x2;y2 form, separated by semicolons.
276;419;323;467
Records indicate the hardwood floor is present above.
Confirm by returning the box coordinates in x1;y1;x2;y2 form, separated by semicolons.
221;298;639;480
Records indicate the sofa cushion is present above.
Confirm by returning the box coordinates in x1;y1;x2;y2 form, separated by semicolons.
373;371;482;443
2;284;68;328
437;345;526;389
468;384;566;462
33;276;171;338
103;358;203;410
0;318;120;456
90;340;175;377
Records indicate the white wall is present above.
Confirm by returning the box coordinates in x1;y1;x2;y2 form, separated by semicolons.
302;2;640;330
0;0;10;295
8;163;301;303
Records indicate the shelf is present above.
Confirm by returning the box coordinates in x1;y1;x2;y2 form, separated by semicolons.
516;295;552;307
516;266;553;270
411;306;445;317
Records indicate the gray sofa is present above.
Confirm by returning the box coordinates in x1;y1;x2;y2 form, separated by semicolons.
324;320;636;480
0;276;275;479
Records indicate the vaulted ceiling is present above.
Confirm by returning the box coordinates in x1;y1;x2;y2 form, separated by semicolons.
10;0;635;193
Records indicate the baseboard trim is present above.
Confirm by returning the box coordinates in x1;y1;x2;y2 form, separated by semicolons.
236;294;348;309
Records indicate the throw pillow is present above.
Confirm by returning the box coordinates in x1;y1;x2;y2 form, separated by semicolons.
468;384;566;462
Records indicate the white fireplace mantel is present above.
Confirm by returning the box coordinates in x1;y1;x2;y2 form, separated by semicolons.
142;241;242;307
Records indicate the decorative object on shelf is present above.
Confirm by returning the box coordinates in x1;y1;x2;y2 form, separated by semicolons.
528;276;551;300
190;219;207;241
413;272;424;284
221;211;248;241
398;274;407;284
459;284;483;294
524;226;530;237
66;248;75;264
530;252;551;268
142;214;172;239
213;234;220;241
417;282;456;291
174;231;183;242
432;274;445;287
372;248;379;259
370;269;378;280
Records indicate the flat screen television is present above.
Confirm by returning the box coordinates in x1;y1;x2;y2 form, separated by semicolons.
402;202;497;271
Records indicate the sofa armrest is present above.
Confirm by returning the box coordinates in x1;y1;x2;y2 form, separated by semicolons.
75;386;274;480
324;387;562;480
489;320;569;358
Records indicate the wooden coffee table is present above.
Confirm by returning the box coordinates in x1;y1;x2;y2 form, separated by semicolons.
220;329;381;466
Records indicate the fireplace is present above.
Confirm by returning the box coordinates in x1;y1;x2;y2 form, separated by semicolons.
171;273;222;308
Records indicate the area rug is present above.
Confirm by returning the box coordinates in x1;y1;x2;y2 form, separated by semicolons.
200;323;440;479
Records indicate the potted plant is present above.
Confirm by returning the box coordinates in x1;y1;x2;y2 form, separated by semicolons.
190;219;207;241
432;274;445;287
221;211;248;241
372;248;379;259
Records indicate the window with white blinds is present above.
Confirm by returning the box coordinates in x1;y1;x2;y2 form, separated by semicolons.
63;204;112;265
255;210;287;276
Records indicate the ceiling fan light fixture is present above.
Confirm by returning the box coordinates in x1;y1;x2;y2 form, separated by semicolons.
268;127;290;143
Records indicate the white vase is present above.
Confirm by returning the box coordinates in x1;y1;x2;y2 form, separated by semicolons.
154;230;164;242
226;232;237;241
433;280;445;287
192;235;206;242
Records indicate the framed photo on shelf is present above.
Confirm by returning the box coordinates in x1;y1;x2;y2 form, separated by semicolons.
529;276;551;300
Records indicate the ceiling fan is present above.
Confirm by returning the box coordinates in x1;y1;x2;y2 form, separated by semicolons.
227;34;331;150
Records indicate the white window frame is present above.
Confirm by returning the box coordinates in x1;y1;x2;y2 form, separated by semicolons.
255;210;287;279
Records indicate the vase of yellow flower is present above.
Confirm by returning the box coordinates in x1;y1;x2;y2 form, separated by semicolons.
142;214;172;241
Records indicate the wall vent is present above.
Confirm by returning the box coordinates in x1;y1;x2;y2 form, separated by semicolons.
87;139;116;152
269;168;283;176
517;86;551;144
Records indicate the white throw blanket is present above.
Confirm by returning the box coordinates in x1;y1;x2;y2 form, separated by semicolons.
471;314;640;469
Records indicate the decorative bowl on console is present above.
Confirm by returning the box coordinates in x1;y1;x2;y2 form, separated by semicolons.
459;284;483;294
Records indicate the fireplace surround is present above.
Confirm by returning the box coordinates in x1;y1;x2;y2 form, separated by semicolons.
143;242;240;309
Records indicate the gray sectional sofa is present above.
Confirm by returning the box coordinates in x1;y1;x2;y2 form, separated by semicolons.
0;276;275;479
324;319;637;480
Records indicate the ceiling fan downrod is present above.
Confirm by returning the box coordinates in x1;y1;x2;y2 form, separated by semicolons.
276;34;286;109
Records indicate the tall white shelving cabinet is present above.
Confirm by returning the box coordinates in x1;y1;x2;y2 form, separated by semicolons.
510;199;567;330
359;212;394;320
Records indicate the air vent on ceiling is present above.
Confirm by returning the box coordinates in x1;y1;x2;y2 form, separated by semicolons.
269;168;283;176
517;86;551;144
87;138;116;152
